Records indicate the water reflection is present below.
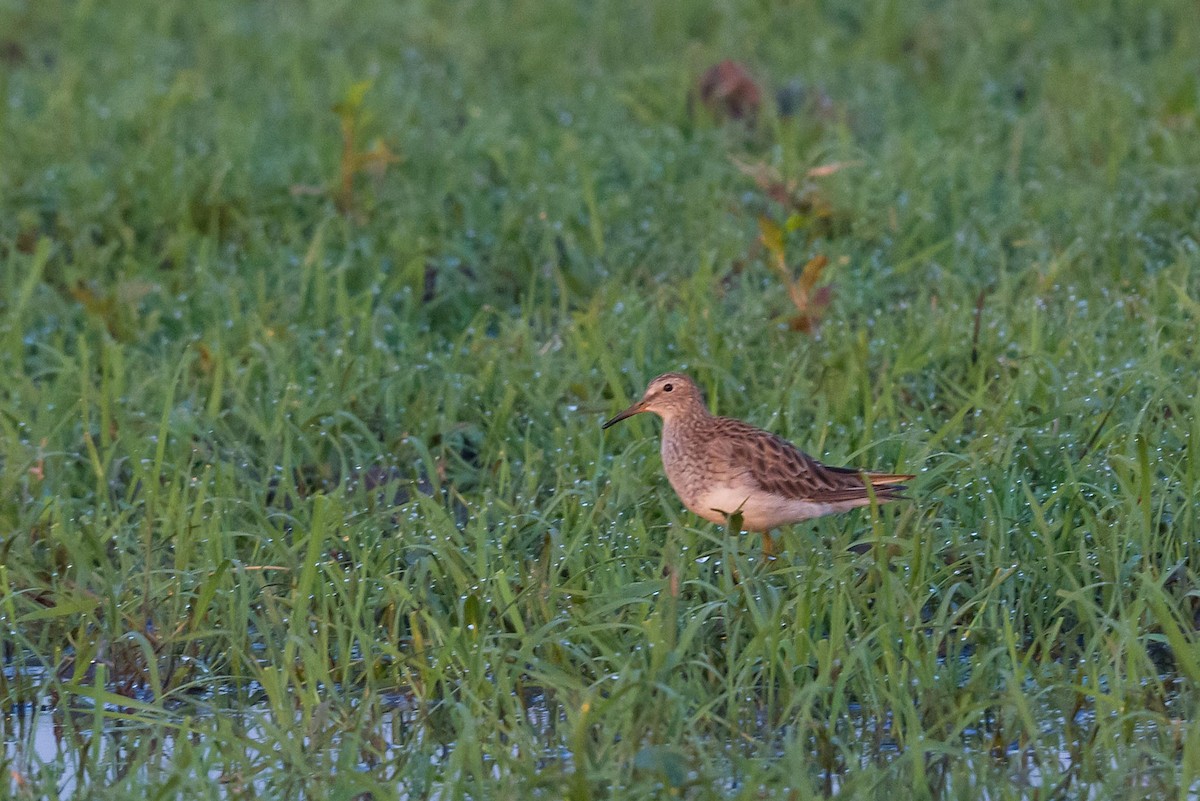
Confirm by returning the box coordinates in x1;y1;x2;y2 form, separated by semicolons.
5;678;1191;799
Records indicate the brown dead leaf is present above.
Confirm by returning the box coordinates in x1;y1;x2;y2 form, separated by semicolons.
789;284;835;333
805;161;862;179
757;218;837;334
797;252;830;295
735;157;850;225
735;158;798;207
195;342;215;374
757;216;787;272
29;439;46;482
787;256;835;333
697;60;762;122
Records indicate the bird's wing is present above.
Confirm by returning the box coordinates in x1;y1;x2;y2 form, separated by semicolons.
708;417;910;503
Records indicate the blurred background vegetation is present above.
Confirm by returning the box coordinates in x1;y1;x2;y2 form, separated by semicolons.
2;0;1199;798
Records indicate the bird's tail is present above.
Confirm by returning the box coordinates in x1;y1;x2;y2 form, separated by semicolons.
866;472;915;501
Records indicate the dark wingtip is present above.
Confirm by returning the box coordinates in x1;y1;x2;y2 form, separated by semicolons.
863;472;915;500
872;484;913;502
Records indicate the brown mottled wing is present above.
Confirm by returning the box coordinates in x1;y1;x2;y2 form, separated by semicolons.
708;417;913;503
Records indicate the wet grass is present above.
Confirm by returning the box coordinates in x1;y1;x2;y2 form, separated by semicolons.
2;0;1200;798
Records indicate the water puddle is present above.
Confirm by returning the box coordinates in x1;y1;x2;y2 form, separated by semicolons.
3;664;1196;798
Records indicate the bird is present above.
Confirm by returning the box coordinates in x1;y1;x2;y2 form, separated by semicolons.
602;372;914;554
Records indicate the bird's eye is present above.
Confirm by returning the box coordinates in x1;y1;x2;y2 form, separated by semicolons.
663;383;674;392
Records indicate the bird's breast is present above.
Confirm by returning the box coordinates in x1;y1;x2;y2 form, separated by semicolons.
659;423;706;504
660;422;742;524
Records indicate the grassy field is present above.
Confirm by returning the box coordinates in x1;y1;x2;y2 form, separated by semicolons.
2;0;1200;798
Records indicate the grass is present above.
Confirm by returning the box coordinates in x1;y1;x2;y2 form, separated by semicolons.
2;0;1199;797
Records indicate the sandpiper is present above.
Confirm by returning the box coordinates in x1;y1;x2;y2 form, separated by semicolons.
603;372;914;553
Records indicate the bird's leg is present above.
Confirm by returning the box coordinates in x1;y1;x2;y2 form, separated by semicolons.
761;530;778;560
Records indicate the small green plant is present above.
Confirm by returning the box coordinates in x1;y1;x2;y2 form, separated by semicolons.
330;79;402;216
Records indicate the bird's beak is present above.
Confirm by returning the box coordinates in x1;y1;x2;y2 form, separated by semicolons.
602;400;647;429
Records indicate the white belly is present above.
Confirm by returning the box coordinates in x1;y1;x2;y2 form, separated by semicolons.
686;485;850;531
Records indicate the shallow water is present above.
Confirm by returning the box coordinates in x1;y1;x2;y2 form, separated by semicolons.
4;648;1197;800
6;683;1195;800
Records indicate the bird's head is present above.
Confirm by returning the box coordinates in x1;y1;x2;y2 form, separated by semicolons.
602;372;708;428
